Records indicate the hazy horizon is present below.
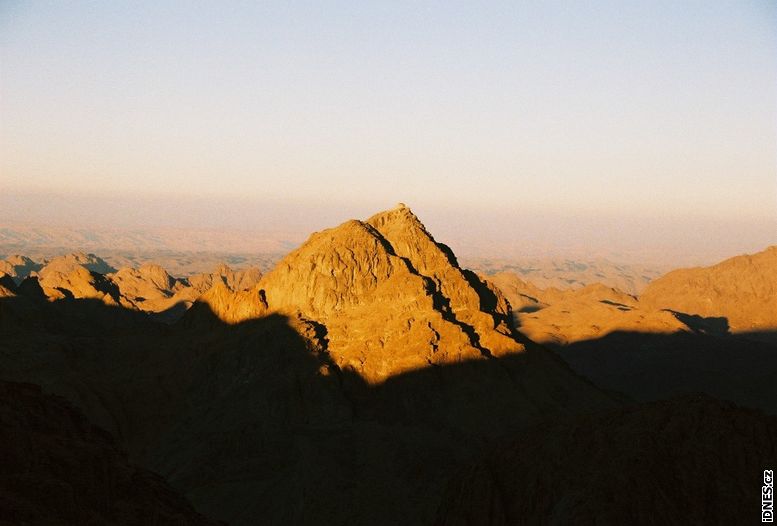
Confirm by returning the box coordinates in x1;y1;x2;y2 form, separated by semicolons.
2;1;776;265
1;189;774;267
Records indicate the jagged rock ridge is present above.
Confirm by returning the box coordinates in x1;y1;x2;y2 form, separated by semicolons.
0;252;263;322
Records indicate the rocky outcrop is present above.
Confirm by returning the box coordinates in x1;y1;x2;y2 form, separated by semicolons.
0;255;42;284
1;253;264;322
109;263;186;313
39;252;116;275
0;381;222;525
112;263;176;293
366;205;517;355
36;263;121;304
188;264;262;294
185;282;268;325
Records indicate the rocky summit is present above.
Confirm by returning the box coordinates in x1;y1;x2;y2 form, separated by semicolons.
252;204;520;383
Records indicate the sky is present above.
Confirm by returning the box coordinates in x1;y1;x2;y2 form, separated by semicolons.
1;1;775;264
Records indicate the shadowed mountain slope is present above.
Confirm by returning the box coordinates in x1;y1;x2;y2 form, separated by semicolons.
436;395;777;526
554;329;777;415
0;292;615;525
0;381;223;526
0;205;618;525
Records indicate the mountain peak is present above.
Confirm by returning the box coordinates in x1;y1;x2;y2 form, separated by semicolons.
257;206;520;382
367;203;426;234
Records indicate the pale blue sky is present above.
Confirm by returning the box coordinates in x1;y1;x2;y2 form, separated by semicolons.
1;1;775;261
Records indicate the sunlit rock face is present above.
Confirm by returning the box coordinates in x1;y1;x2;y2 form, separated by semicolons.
257;204;522;383
185;281;268;326
641;245;777;332
32;253;119;304
187;263;263;294
0;255;42;284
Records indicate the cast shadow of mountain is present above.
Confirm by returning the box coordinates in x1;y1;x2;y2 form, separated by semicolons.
434;392;777;526
0;380;224;526
550;324;777;416
0;293;617;526
664;309;729;335
3;294;775;525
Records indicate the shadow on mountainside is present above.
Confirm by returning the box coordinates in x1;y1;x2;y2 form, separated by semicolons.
435;394;777;526
0;381;224;526
664;309;729;335
0;292;614;525
1;294;774;525
547;324;777;416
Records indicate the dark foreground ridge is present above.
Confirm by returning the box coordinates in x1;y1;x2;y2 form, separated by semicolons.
0;381;223;526
4;287;776;525
0;293;617;525
437;395;777;525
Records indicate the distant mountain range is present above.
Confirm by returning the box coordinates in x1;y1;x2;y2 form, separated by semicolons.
1;223;667;293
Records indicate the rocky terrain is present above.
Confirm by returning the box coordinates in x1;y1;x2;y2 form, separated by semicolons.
0;207;774;525
488;246;777;414
0;252;263;323
488;274;686;345
0;205;618;525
